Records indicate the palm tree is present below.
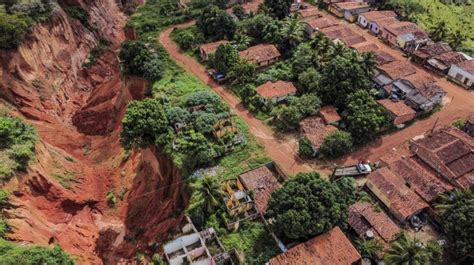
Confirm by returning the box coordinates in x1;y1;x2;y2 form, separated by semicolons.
434;188;473;213
355;238;383;259
359;51;377;77
385;235;431;265
195;176;224;214
280;14;305;51
448;29;467;50
233;31;251;50
430;21;449;42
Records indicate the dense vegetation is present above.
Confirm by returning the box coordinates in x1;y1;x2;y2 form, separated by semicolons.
435;189;473;262
382;0;473;55
267;172;356;240
384;234;442;265
0;0;53;49
0;115;37;181
123;2;279;262
119;40;164;82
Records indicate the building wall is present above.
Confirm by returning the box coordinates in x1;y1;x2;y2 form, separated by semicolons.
344;7;373;22
448;64;474;88
369;21;383;35
393;112;416;125
358;15;369;27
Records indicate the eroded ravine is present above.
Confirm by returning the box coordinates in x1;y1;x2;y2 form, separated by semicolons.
0;1;186;263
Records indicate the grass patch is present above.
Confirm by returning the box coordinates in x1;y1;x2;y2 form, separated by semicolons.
52;170;75;189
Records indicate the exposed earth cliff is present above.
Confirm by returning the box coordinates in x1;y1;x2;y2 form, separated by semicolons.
0;1;186;263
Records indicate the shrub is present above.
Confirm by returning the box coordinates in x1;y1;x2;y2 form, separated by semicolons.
0;12;32;49
319;131;353;159
0;238;74;264
298;137;315;158
63;5;89;25
106;191;116;208
119;40;164;81
0;116;37;181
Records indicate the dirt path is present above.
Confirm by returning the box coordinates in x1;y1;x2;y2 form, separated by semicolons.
159;22;312;176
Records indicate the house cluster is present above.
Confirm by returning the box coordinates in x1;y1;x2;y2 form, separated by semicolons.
360;123;473;231
324;0;474;89
299;3;450;125
299;106;341;153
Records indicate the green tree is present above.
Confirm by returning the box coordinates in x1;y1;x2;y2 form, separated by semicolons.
270;105;303;132
120;99;169;149
264;0;292;19
0;11;32;49
237;14;274;43
385;234;439;265
232;4;246;20
196;5;236;40
277;14;305;53
355;238;383;259
430;21;449;42
448;29;467;50
119;40;163;81
227;58;256;85
319;131;353;159
184;91;227;113
233;31;251;50
210;43;239;74
267;172;356;239
343;90;390;144
0;239;74;265
187;176;224;226
288;94;321;117
298;137;315;159
435;189;473;261
319;53;373;108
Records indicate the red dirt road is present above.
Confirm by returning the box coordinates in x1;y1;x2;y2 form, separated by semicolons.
159;22;312;176
334;18;474;164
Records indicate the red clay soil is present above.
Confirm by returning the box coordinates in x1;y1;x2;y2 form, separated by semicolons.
159;22;312;176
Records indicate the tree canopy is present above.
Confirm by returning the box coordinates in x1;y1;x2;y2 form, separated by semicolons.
120;99;169;149
384;234;442;265
319;131;353;159
196;5;236;40
267;172;356;240
270;94;321;132
342;90;390;144
210;43;239;74
435;188;474;261
263;0;292;19
0;239;74;265
119;40;164;81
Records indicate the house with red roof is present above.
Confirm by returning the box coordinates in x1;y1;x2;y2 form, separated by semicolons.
239;44;281;68
199;40;229;61
255;81;297;104
269;226;361;265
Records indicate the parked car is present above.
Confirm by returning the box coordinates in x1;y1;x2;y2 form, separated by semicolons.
207;69;225;83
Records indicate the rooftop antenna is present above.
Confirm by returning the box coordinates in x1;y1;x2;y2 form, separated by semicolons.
430;117;439;134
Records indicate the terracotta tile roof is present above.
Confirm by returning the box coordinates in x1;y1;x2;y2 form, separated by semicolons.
299;116;325;133
384;21;428;39
350;42;380;53
303;16;340;30
400;73;445;99
389;158;453;202
298;7;323;19
457;59;474;74
411;127;474;188
412;42;452;60
359;10;397;21
371;17;400;28
375;51;397;65
349;201;400;242
199;40;230;55
379;143;413;166
376;60;417;80
377;99;416;119
319;105;341;124
255;81;296;99
433;51;468;67
366;168;428;222
333;1;370;11
239;166;282;214
321;25;366;46
269;227;361;265
304;125;338;150
240;44;281;65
